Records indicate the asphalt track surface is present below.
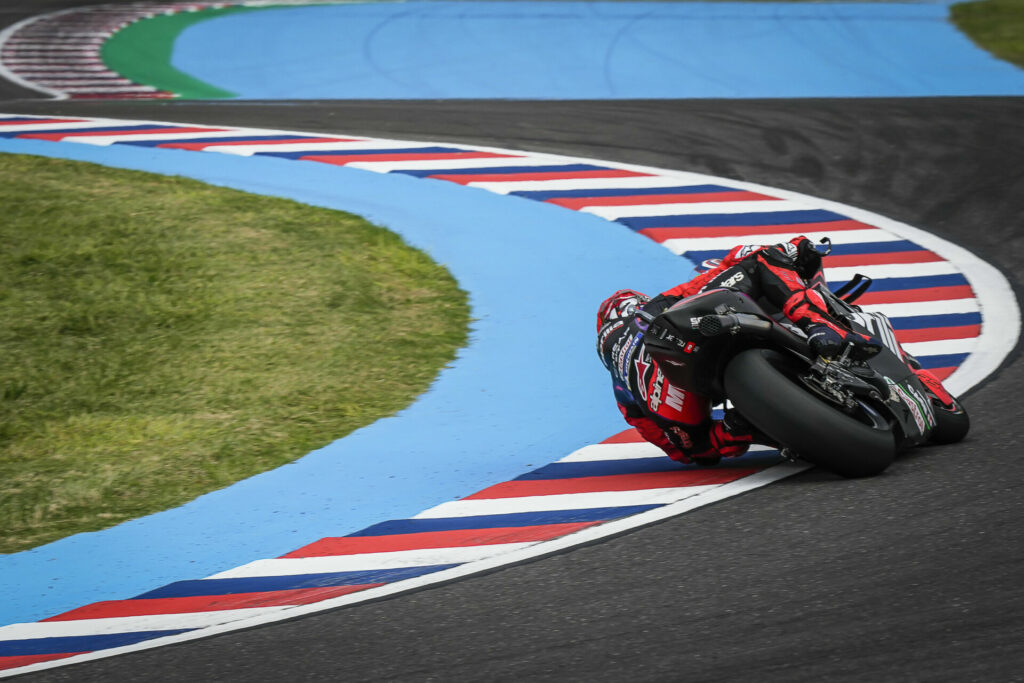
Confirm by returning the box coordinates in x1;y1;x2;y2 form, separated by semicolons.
2;47;1024;683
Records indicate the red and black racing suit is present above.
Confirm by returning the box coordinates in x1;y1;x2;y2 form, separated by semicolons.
596;237;870;464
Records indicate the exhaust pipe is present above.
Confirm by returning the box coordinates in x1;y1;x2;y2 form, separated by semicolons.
699;314;810;357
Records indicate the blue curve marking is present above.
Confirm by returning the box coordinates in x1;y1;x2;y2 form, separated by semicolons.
845;273;968;292
170;1;1024;99
513;185;738;200
0;138;696;625
0;630;194;657
890;313;981;329
135;565;460;599
685;240;930;263
618;209;848;230
350;506;663;536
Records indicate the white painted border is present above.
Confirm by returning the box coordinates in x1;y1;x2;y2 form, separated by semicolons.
0;115;1016;676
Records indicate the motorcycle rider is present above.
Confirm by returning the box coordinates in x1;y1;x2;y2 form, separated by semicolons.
596;235;886;466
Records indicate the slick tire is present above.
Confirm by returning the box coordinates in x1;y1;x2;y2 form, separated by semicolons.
724;348;896;478
929;397;970;445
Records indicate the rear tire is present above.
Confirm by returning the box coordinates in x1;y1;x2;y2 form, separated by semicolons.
724;349;896;478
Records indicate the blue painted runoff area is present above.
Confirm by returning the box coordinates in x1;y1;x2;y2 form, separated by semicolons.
171;1;1024;99
0;138;698;625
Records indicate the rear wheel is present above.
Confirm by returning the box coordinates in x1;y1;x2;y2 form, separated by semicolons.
724;349;896;478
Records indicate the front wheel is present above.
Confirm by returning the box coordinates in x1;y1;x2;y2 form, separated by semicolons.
724;349;896;478
929;397;969;445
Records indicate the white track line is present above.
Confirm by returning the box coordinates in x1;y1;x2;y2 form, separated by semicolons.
345;156;559;172
208;543;536;579
0;608;287;640
468;176;707;193
413;486;718;518
902;337;977;357
203;139;457;155
583;199;806;220
870;299;978;318
823;261;957;282
558;442;665;462
661;229;898;253
558;442;776;463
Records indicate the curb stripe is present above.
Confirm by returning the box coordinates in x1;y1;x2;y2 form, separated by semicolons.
302;151;516;165
154;135;358;149
114;133;352;147
0;654;83;670
523;451;781;479
585;199;804;220
512;184;738;200
135;566;460;600
847;273;968;291
551;191;776;208
350;506;664;537
658;227;897;250
394;163;628;177
0;609;290;639
621;209;846;229
891;313;981;329
641;218;873;241
0;631;192;657
443;169;652;184
464;469;762;497
854;285;974;305
897;325;980;344
43;586;379;621
208;544;541;579
258;145;488;160
415;488;718;518
282;523;602;558
869;300;978;317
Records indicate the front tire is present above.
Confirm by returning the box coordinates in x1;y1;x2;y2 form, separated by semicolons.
724;349;896;478
929;398;970;445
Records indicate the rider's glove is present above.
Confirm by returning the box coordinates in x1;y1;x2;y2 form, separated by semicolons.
806;323;845;358
807;322;884;360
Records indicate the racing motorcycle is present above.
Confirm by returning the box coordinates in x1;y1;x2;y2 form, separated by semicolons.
640;251;970;478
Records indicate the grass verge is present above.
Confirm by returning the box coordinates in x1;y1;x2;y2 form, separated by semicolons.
952;0;1024;69
0;153;470;553
100;6;252;98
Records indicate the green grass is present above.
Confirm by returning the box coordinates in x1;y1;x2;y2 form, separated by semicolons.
952;0;1024;69
0;154;470;553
